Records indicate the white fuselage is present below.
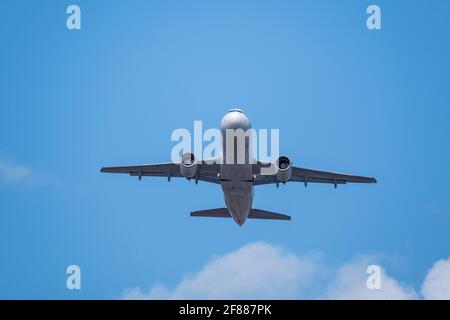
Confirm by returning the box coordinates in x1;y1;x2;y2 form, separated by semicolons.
219;109;254;225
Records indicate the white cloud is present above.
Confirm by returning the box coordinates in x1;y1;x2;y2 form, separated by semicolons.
0;157;60;187
122;242;450;300
421;257;450;299
123;242;323;299
0;160;33;183
324;257;418;300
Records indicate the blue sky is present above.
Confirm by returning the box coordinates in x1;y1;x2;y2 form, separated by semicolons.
1;0;450;299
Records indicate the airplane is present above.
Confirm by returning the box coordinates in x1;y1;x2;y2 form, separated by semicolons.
101;109;377;226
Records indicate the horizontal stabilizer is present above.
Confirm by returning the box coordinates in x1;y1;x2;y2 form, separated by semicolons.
190;208;291;221
248;209;291;220
190;208;231;218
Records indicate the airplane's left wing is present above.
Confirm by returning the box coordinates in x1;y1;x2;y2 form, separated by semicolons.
253;163;376;187
100;162;221;184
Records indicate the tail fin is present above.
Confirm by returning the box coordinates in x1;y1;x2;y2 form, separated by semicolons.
190;208;290;221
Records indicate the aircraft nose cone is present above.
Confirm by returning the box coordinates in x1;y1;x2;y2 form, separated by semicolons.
221;109;251;131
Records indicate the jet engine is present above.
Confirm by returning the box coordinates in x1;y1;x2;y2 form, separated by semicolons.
276;156;292;182
180;152;197;178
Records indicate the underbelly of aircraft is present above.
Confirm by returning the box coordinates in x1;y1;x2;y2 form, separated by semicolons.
222;180;253;225
220;162;254;225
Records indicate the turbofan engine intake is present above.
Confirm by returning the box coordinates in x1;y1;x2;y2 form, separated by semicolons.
180;152;197;178
276;156;292;182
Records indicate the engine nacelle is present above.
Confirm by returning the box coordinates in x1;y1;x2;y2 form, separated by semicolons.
276;156;292;182
180;152;197;178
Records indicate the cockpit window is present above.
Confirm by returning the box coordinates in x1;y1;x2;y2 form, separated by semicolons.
229;108;243;113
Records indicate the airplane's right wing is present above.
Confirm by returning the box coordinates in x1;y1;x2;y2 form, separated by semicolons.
100;162;221;184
